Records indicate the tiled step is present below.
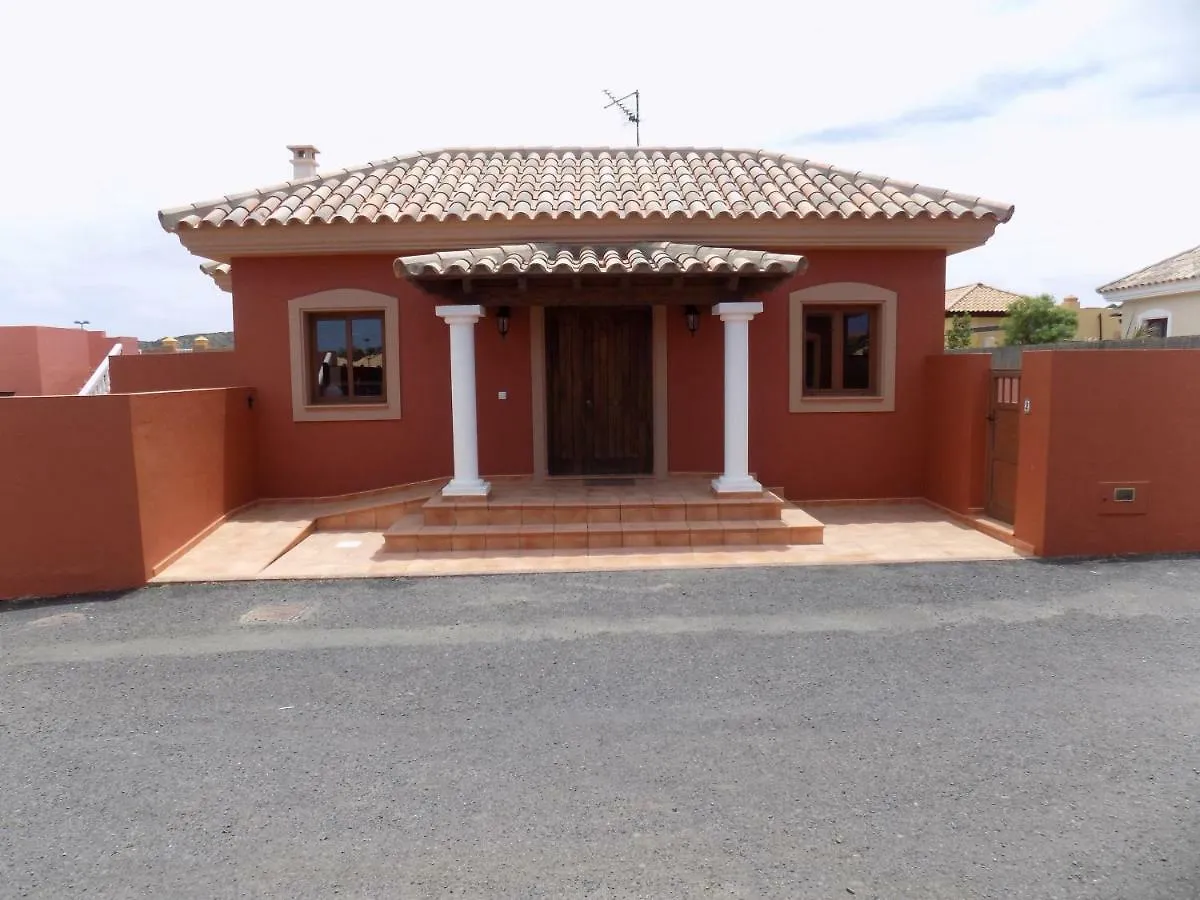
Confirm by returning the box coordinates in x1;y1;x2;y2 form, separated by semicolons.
420;493;786;528
312;496;430;531
382;512;823;554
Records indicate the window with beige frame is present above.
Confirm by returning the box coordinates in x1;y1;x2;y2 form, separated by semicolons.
287;289;402;422
789;282;897;413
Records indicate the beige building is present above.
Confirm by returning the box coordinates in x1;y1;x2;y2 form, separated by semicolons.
944;283;1021;347
944;284;1118;346
1063;296;1122;341
1098;244;1200;337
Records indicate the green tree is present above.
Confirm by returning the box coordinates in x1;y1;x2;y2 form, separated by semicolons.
1002;294;1077;346
945;312;974;349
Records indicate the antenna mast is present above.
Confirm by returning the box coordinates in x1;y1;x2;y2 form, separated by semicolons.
603;89;641;146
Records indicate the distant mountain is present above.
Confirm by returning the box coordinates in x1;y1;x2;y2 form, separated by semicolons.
138;331;234;351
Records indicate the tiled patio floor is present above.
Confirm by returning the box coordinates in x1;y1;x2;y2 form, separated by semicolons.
154;501;1023;584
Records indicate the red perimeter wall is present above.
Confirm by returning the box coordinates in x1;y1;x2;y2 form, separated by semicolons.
111;350;245;393
922;353;991;514
1015;349;1200;557
0;327;136;396
0;388;257;600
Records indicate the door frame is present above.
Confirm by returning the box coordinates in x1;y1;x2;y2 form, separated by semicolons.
531;304;668;479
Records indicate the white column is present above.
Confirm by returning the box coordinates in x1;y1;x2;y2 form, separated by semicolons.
436;304;490;497
711;301;764;495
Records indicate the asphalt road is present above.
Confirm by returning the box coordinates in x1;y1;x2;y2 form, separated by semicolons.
3;558;1200;899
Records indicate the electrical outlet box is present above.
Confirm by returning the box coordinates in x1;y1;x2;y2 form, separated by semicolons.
1098;481;1149;515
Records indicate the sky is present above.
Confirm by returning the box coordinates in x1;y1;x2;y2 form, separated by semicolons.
1;0;1197;340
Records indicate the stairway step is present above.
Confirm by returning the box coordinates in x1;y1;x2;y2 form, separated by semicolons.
382;516;823;553
420;493;785;528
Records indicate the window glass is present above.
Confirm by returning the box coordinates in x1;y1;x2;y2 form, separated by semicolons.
351;317;385;398
314;319;349;400
308;313;385;403
804;313;833;390
843;312;872;390
802;307;877;394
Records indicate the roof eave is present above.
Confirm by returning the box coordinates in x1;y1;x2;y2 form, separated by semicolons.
1097;275;1200;302
170;216;1006;264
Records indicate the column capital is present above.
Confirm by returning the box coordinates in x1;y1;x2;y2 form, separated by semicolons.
436;304;486;325
712;301;763;322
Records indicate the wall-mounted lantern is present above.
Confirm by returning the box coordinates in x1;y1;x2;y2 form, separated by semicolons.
496;306;511;339
684;304;700;336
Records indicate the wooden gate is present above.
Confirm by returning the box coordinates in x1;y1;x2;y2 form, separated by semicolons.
545;306;653;476
986;370;1021;524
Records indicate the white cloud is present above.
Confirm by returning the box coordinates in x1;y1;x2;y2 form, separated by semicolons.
0;0;1196;336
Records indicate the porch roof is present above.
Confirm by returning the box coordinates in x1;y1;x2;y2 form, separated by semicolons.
395;242;805;281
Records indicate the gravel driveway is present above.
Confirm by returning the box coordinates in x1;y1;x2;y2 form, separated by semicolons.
3;558;1199;898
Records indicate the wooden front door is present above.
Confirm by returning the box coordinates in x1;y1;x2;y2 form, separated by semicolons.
986;371;1021;524
545;306;653;476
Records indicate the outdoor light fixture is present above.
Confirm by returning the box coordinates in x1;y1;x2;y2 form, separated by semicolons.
684;305;700;336
496;306;511;339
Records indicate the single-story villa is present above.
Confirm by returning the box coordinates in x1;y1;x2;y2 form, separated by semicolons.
944;283;1024;347
155;145;1014;503
1098;243;1200;337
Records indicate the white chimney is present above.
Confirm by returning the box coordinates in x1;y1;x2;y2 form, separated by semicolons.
287;144;319;180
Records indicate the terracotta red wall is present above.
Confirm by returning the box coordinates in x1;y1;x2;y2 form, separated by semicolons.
669;249;947;499
130;389;258;575
228;249;945;500
666;301;724;473
111;350;246;394
0;388;257;601
86;331;137;369
0;327;132;396
922;354;991;513
0;395;144;597
1014;350;1200;557
0;327;44;395
36;328;100;395
1013;352;1053;554
231;255;532;498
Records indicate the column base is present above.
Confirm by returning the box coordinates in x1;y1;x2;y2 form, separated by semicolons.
711;474;763;496
442;478;492;498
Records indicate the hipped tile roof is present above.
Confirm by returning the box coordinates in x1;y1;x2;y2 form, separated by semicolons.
397;242;804;280
1098;244;1200;294
944;283;1024;314
159;147;1015;231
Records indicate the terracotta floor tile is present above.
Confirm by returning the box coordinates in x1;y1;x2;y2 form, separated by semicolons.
587;506;621;524
158;491;1022;585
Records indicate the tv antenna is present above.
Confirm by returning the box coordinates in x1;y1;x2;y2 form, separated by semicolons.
603;89;640;146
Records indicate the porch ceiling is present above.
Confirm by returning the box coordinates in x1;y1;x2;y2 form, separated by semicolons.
395;242;805;281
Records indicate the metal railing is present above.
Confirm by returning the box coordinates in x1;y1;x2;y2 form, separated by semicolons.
78;343;123;396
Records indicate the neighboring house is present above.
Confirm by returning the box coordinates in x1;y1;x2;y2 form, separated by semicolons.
944;283;1023;347
0;326;136;396
149;145;1014;502
1098;244;1200;337
945;284;1121;346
